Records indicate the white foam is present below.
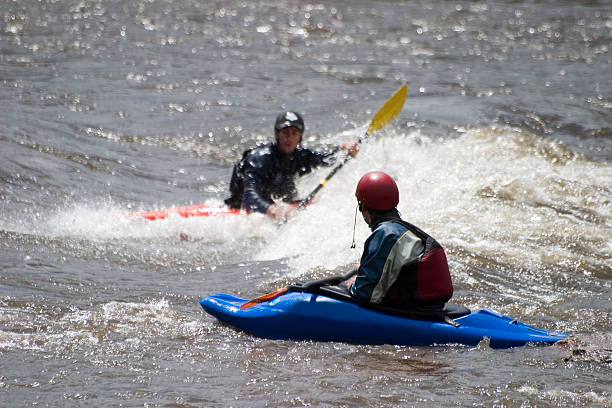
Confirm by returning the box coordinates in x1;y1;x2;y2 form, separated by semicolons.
9;126;610;280
258;127;611;277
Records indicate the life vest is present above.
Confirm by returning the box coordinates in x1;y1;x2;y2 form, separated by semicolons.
379;219;453;307
224;142;338;212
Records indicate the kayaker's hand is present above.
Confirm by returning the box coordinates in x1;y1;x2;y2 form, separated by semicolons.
341;141;359;158
345;275;357;290
266;203;295;221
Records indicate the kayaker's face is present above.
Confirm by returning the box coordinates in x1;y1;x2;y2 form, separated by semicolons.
359;202;373;227
276;127;302;155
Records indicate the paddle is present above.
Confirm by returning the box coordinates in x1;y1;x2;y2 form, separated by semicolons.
240;287;289;309
296;83;408;209
241;269;358;309
296;269;358;291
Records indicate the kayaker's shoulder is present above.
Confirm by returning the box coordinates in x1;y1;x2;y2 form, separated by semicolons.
241;143;278;168
372;220;409;236
246;142;275;158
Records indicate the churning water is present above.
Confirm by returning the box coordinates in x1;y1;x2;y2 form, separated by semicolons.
1;1;610;406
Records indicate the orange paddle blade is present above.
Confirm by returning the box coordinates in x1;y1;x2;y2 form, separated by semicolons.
241;287;289;309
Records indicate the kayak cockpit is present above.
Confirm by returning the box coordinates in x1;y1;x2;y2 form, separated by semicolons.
287;282;471;323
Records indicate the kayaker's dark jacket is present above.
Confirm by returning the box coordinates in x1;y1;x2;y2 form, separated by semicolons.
225;142;338;213
349;213;453;309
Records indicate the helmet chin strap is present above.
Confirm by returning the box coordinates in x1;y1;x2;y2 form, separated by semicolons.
350;203;359;249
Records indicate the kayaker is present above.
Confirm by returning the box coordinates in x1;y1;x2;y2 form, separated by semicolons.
224;111;359;219
345;171;454;310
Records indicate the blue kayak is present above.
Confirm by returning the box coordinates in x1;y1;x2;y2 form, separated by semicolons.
200;286;569;349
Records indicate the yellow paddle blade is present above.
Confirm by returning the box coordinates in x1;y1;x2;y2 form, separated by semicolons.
241;287;288;309
366;84;407;135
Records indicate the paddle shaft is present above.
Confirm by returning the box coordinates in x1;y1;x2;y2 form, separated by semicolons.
296;142;362;210
298;269;358;291
241;269;358;309
296;84;407;209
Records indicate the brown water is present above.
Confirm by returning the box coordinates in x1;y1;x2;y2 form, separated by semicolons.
1;0;611;406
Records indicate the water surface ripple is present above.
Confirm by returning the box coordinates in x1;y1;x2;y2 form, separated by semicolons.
1;1;610;407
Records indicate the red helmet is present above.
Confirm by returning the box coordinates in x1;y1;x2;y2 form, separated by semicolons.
355;171;399;210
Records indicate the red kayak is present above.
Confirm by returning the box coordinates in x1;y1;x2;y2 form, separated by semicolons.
126;201;314;221
126;204;247;220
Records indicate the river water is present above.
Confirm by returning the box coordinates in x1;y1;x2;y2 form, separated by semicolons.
1;0;610;406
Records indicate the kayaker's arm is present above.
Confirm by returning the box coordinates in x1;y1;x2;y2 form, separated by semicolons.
241;155;277;214
300;269;358;291
307;141;359;165
348;228;394;302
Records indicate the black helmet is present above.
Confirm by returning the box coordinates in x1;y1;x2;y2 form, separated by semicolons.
274;111;305;133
